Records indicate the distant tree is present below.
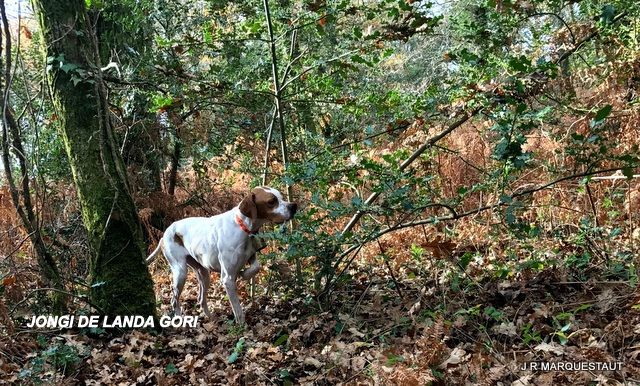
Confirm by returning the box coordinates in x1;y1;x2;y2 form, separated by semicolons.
0;2;66;312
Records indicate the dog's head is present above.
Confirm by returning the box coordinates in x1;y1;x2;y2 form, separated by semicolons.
239;186;298;224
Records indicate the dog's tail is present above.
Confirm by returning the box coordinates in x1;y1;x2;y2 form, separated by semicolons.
145;239;163;264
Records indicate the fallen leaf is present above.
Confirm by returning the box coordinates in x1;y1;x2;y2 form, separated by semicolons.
202;322;216;332
351;356;367;371
352;341;374;348
169;338;190;348
534;342;564;355
512;375;532;386
304;357;323;368
493;322;517;337
439;347;469;368
2;276;16;286
348;327;365;338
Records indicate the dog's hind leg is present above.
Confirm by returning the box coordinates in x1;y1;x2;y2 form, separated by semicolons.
171;266;187;316
187;256;212;318
164;242;188;316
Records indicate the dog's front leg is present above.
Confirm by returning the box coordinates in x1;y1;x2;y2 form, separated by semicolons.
220;269;244;324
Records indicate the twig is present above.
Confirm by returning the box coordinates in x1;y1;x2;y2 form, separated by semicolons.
377;240;404;300
585;181;599;227
10;287;105;315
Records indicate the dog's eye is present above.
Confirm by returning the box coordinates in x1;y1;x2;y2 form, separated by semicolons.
269;197;277;206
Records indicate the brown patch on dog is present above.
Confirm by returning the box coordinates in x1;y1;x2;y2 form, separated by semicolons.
252;187;287;223
239;194;257;220
174;232;184;247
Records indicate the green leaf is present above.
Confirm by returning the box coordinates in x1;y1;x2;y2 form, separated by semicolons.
203;25;213;44
279;369;291;379
600;5;616;25
350;55;372;67
610;227;623;237
432;367;445;379
508;55;530;72
572;304;592;313
459;252;473;270
571;132;584;141
234;337;245;352
228;337;245;363
535;106;553;119
505;208;516;224
594;105;612;121
165;363;178;374
386;353;405;365
622;167;634;179
353;26;362;39
499;194;512;204
227;351;239;364
273;333;289;347
556;331;568;345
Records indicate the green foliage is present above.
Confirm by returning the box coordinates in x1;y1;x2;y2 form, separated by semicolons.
227;320;246;337
18;338;84;383
272;332;289;347
2;1;639;383
165;362;179;374
520;323;542;345
8;0;640;319
551;312;573;345
227;337;246;364
385;353;405;366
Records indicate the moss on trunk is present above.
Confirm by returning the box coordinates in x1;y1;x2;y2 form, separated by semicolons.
32;0;156;317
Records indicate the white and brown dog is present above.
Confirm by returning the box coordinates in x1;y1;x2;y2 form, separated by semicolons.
146;186;297;324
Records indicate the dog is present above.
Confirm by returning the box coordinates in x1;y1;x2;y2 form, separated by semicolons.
146;186;297;324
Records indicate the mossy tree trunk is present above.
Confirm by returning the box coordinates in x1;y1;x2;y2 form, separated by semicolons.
32;0;156;316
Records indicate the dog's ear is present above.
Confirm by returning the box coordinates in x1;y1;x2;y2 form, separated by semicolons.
239;193;257;220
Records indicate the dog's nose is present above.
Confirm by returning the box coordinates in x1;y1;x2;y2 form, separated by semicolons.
289;203;298;216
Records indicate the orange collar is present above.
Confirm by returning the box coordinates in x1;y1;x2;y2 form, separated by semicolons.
235;214;255;235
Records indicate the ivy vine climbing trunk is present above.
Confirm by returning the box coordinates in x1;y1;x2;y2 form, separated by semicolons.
32;0;156;316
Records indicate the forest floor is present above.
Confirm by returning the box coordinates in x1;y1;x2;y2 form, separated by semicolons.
2;244;639;385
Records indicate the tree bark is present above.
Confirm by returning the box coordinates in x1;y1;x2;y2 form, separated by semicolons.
167;125;180;196
32;0;156;316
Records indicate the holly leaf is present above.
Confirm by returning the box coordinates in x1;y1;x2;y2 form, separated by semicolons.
600;5;616;25
594;105;612;122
